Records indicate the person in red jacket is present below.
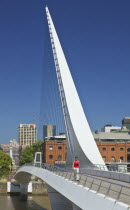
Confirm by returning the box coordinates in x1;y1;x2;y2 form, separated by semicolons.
73;157;80;181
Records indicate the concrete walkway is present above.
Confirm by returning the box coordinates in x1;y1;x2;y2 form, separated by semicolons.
56;171;130;206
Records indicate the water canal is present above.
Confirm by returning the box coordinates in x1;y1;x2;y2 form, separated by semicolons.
0;195;51;210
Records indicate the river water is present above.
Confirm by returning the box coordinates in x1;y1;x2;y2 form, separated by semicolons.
0;195;51;210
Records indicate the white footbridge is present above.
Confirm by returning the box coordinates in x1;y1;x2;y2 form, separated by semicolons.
15;163;130;210
15;6;130;210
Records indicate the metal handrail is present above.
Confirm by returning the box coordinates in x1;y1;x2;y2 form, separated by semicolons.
19;163;130;205
95;163;130;173
41;163;130;205
41;163;130;188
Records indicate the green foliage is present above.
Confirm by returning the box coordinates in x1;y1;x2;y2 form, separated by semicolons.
19;141;44;166
19;146;34;166
32;140;44;154
119;139;123;142
0;150;12;177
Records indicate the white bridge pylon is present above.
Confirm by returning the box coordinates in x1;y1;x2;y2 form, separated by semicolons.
45;6;106;169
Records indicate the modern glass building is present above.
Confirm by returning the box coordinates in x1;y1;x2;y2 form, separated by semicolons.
43;125;56;139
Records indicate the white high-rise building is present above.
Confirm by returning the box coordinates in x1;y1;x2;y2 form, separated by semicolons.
18;124;37;146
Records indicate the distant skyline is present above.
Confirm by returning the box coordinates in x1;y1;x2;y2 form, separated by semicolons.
0;0;130;144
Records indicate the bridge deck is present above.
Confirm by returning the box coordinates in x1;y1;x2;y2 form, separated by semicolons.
89;174;130;187
14;164;130;208
53;171;130;206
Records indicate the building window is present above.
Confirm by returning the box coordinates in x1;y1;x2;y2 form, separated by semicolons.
102;147;106;151
127;148;130;153
58;146;62;150
111;148;115;151
49;155;53;159
120;148;124;151
102;156;106;162
49;146;53;150
111;156;115;162
58;155;62;160
120;156;124;161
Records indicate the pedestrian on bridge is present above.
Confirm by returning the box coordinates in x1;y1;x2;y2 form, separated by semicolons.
73;157;80;181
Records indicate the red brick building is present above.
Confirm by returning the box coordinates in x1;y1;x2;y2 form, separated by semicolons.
43;134;130;165
97;142;130;163
43;136;66;165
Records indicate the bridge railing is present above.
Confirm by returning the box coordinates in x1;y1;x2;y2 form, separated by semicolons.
19;163;35;168
18;162;130;205
41;163;130;205
42;163;73;172
95;163;130;173
19;161;130;173
19;162;130;173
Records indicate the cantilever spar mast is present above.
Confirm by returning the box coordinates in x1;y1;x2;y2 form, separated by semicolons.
45;6;106;169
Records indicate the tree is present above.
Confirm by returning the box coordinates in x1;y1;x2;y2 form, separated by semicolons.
19;146;34;166
0;150;12;178
19;141;44;166
32;140;44;154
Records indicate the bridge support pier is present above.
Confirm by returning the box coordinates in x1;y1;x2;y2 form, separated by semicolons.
20;184;28;201
46;184;73;210
14;171;31;201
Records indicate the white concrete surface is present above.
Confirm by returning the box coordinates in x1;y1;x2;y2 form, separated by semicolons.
15;166;130;210
7;182;32;193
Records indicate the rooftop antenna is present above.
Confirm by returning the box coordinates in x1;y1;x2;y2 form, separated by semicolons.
32;113;36;124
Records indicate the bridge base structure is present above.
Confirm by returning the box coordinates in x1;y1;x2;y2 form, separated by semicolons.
14;171;31;200
20;184;28;201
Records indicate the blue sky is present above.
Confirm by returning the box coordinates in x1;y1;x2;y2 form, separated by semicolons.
0;0;130;143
